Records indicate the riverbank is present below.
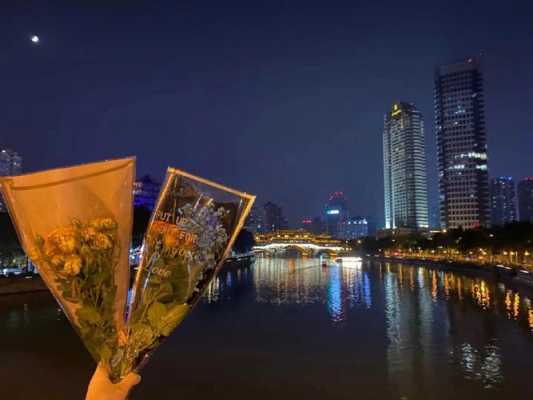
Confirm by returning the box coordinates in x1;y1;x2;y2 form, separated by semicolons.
0;252;256;296
0;274;47;295
367;255;533;288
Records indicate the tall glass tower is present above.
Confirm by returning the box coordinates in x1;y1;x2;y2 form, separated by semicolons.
325;191;349;238
383;102;429;230
490;177;517;226
435;57;490;229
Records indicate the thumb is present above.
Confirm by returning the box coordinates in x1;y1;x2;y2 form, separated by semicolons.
118;372;141;391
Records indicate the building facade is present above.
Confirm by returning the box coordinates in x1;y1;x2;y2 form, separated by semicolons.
435;57;490;229
301;216;325;235
0;148;22;212
263;201;288;232
325;192;349;238
490;177;517;226
342;216;369;240
133;175;161;211
383;102;429;230
244;204;265;233
518;177;533;222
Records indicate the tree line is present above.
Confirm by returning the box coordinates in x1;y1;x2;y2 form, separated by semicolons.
353;222;533;265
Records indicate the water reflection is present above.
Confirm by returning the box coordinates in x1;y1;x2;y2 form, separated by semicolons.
203;258;533;395
253;258;326;306
206;258;533;336
3;258;533;399
450;341;503;388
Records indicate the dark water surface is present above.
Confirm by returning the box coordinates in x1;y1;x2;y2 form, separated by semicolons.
2;258;533;399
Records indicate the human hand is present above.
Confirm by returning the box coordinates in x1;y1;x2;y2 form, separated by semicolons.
85;363;141;400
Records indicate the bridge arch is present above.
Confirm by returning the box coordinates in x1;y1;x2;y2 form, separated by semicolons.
253;229;348;257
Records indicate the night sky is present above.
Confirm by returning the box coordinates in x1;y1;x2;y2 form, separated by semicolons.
2;1;533;227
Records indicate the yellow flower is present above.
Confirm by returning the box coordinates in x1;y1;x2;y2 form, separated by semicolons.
81;226;97;241
44;240;59;258
51;254;65;268
92;233;113;250
49;227;78;254
63;255;82;276
57;235;77;254
90;218;117;231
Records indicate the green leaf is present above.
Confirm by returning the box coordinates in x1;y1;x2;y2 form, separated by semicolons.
77;305;102;325
159;304;189;337
156;282;174;302
168;258;189;303
100;344;112;363
130;323;155;350
147;301;167;330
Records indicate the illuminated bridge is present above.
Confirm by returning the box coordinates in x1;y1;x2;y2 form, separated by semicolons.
253;230;349;256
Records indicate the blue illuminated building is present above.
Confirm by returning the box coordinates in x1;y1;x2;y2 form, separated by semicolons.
133;175;161;211
343;216;369;239
325;192;349;239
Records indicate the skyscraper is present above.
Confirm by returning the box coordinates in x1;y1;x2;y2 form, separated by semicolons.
490;177;517;226
0;148;22;176
344;216;369;239
301;216;325;235
325;192;349;238
435;57;490;229
263;201;287;232
0;148;22;212
133;175;161;211
518;177;533;222
244;204;265;233
383;102;429;230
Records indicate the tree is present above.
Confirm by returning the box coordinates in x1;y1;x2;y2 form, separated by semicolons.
233;229;255;254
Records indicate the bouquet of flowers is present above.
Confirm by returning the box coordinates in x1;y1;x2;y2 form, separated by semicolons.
120;167;255;377
0;160;255;383
0;158;135;381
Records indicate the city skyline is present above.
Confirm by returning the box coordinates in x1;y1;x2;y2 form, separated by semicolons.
2;1;533;227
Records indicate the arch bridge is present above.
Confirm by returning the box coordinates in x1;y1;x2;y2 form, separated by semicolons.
253;230;349;257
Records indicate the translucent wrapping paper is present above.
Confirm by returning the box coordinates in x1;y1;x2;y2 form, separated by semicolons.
0;158;135;381
121;167;255;377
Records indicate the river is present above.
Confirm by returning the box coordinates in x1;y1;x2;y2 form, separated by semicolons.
1;258;533;399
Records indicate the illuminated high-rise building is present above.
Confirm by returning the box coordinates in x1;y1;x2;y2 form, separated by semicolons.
518;177;533;222
490;177;517;226
383;102;429;230
325;192;349;238
435;57;490;229
0;148;22;176
133;175;161;211
244;204;265;233
263;201;287;232
301;216;325;235
343;216;369;239
0;148;22;212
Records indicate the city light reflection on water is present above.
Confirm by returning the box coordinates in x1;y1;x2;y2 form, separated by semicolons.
204;258;533;397
3;258;533;399
208;258;533;335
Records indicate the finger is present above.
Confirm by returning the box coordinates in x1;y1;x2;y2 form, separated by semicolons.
94;363;112;382
95;362;107;375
